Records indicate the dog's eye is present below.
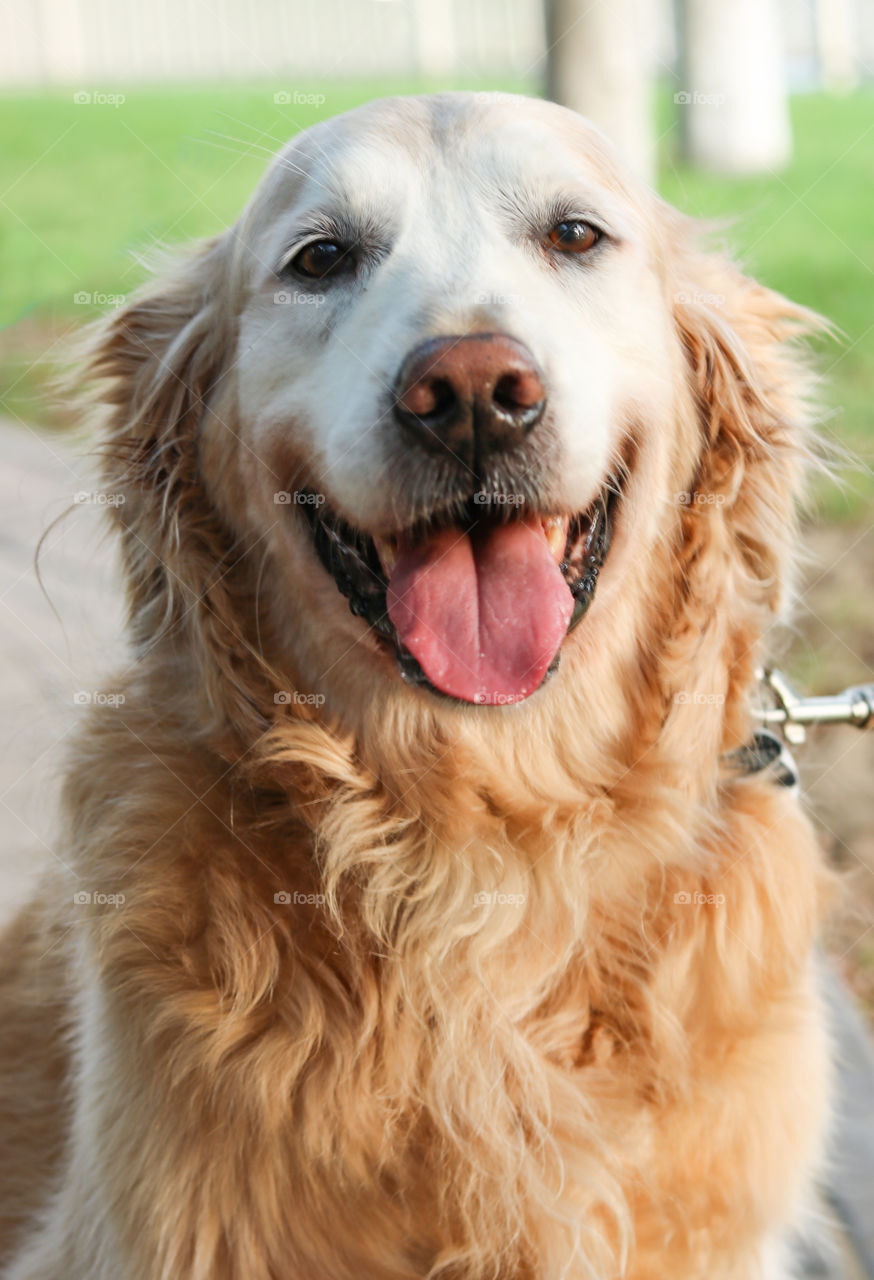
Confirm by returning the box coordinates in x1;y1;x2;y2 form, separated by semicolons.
546;220;601;254
290;240;353;279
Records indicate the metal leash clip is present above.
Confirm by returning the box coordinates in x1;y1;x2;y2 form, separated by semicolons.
754;667;874;745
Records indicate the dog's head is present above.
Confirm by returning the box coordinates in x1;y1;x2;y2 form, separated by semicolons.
90;94;818;763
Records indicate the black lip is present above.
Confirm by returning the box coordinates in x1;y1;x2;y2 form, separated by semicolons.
297;491;616;700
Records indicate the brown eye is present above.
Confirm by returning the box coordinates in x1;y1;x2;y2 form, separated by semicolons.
291;240;351;279
546;220;601;254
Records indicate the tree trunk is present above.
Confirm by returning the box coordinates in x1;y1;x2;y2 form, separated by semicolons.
814;0;858;92
545;0;655;185
410;0;457;78
678;0;792;173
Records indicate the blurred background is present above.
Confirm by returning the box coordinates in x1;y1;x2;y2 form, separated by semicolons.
0;0;871;1018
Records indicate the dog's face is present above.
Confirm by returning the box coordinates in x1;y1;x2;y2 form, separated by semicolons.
99;93;810;732
210;94;682;708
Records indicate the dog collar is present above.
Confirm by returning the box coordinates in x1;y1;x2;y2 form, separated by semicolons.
724;728;799;786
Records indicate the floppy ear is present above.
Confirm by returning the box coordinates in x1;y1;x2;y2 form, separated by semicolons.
670;232;823;623
658;224;827;752
84;237;275;736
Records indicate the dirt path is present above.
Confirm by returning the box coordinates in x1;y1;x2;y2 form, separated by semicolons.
0;422;123;914
790;523;874;1018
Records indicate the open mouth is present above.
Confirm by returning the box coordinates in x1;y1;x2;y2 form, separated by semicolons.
298;489;615;706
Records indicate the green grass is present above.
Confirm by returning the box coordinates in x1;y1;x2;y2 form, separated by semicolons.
1;81;872;515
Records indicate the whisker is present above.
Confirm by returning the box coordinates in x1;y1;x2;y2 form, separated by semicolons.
200;130;311;183
188;136;270;164
213;110;290;148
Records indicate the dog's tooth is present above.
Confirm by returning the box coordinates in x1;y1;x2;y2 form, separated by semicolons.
541;516;569;562
374;536;398;576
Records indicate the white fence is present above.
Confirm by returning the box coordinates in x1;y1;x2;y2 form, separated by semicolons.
0;0;548;84
0;0;871;88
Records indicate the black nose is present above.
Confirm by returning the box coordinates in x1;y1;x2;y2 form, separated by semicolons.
392;333;547;470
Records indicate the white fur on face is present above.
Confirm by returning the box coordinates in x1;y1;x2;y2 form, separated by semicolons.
228;93;675;535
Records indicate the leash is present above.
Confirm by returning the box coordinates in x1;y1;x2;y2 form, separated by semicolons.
754;667;874;743
725;668;874;786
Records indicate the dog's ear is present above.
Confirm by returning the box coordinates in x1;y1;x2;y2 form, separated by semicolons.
83;236;274;734
87;235;231;629
670;229;824;620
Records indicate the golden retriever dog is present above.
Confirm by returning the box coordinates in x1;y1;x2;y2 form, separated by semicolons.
0;93;832;1279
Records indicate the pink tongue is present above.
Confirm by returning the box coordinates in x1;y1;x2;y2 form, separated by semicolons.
386;520;573;705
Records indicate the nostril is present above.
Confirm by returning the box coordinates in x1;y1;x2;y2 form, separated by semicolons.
401;376;457;421
493;370;545;413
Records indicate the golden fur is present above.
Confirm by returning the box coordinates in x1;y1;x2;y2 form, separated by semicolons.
0;94;832;1280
